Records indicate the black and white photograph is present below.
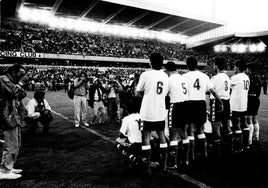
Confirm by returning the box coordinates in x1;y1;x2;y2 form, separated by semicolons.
0;0;268;187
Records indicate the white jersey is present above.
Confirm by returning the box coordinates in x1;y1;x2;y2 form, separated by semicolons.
211;72;231;100
119;113;142;144
183;70;213;101
230;72;250;112
136;70;168;121
168;74;189;103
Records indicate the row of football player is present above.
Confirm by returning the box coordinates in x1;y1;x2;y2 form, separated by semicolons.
116;53;260;174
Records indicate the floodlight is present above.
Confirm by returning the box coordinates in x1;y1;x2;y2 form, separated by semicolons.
214;45;221;52
231;44;238;53
257;42;266;52
18;7;31;21
237;44;246;53
249;44;257;52
221;45;227;52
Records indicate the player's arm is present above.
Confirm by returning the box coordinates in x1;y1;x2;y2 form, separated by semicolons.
230;75;237;88
207;76;224;112
117;118;130;145
209;88;224;112
135;73;145;97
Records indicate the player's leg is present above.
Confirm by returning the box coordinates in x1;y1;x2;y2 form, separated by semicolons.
252;97;260;143
168;103;179;169
188;123;195;163
180;124;189;166
196;101;207;159
141;129;152;174
196;123;207;158
241;113;250;150
169;128;179;169
220;100;233;154
231;112;242;153
187;101;196;163
252;116;260;143
211;121;221;157
156;129;168;171
210;99;221;157
222;119;233;154
247;115;254;146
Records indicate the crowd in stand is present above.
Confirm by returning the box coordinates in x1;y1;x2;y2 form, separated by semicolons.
1;25;268;72
0;66;145;92
0;26;186;60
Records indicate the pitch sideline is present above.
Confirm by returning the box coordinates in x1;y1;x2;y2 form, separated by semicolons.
48;107;211;188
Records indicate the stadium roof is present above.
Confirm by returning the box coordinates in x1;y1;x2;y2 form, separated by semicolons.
2;0;223;37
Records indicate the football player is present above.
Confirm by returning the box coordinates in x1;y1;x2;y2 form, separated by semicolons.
166;61;190;168
230;60;250;152
136;53;169;174
183;57;223;162
210;57;232;156
246;63;262;146
116;101;143;168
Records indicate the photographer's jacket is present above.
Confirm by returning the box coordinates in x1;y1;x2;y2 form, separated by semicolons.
74;78;89;96
0;74;27;130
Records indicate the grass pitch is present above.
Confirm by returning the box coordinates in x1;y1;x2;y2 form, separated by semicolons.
0;91;268;187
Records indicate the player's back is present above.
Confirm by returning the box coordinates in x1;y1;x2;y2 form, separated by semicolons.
183;70;212;101
211;72;230;100
136;70;168;121
168;73;188;103
248;74;262;97
120;113;142;144
230;72;250;111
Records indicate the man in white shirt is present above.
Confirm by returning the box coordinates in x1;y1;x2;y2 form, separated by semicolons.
25;90;53;135
230;60;250;152
166;61;190;168
183;57;223;162
210;57;232;155
136;53;169;173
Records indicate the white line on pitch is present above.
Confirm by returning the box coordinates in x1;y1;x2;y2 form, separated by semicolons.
168;170;211;188
24;96;209;188
48;107;209;188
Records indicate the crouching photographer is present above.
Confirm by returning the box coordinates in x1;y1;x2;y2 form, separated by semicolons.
25;90;53;136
